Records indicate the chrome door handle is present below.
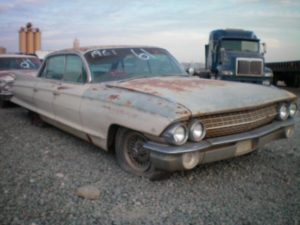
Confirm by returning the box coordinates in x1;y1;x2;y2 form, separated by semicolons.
53;91;60;96
33;88;38;92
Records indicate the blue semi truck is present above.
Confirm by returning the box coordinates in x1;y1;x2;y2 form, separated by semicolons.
204;29;273;85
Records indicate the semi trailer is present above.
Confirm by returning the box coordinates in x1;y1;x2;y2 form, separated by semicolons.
266;60;300;88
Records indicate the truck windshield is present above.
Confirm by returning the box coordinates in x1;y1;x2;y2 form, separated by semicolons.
84;47;186;83
221;40;259;53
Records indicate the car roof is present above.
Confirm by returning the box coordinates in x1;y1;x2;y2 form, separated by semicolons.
49;45;162;56
0;54;37;58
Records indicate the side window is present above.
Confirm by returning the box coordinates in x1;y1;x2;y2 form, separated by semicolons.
41;56;65;80
64;55;87;83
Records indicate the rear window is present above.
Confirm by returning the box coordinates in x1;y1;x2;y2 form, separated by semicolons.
0;57;41;70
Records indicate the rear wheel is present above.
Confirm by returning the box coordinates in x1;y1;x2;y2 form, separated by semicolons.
285;76;294;87
115;128;153;176
28;111;45;127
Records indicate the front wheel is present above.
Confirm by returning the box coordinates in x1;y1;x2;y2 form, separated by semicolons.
115;128;153;176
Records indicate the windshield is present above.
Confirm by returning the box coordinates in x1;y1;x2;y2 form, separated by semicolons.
220;40;259;52
84;48;186;82
0;57;41;70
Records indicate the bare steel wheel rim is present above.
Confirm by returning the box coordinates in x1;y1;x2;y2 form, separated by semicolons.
125;132;150;172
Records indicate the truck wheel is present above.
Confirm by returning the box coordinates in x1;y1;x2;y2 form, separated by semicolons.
115;128;153;176
272;74;278;86
294;76;300;88
285;77;294;87
0;100;8;108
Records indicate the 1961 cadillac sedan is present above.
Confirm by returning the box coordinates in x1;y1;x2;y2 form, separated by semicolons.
11;46;297;177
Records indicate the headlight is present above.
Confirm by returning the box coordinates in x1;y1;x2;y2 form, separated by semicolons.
277;103;289;120
222;70;233;76
3;82;13;91
163;123;188;145
289;103;297;117
262;80;271;86
265;72;273;77
188;120;206;142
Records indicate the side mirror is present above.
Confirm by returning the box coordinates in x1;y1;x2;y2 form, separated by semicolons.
187;67;195;76
261;42;267;55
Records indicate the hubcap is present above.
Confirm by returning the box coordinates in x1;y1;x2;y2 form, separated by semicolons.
126;133;150;171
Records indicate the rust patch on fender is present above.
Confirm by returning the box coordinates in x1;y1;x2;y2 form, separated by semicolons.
117;78;226;93
125;100;132;107
57;86;71;90
176;110;190;115
108;94;120;101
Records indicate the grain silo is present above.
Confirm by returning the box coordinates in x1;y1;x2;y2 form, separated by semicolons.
19;27;26;53
0;47;6;54
19;22;42;54
34;28;41;51
26;23;34;54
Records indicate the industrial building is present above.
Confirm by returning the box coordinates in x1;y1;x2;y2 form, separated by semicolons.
0;47;6;54
19;22;41;54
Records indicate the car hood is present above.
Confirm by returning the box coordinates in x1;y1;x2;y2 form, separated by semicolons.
107;76;296;116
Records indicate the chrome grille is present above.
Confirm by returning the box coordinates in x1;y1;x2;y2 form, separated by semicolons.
200;104;277;138
237;59;263;76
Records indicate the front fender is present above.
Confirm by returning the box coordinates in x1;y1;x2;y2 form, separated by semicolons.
79;85;191;150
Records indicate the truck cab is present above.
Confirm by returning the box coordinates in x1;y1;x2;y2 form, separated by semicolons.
205;29;273;85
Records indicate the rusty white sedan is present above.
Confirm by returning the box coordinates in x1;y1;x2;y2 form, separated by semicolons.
11;46;297;177
0;54;41;107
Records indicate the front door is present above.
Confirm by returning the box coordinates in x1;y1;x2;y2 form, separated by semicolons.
52;54;88;138
33;55;64;120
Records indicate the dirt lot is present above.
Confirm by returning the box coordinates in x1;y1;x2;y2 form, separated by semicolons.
0;87;299;225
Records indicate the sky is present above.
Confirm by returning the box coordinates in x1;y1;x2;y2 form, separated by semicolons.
0;0;300;63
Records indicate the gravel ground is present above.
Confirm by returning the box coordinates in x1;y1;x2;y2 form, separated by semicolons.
0;87;299;225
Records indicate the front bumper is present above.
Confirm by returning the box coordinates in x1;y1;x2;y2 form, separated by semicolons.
144;120;294;171
221;75;272;85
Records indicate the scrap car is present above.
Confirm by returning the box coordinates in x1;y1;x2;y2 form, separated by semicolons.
0;54;41;107
11;46;297;177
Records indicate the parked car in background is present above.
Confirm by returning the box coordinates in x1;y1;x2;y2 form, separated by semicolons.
0;54;41;107
11;46;297;178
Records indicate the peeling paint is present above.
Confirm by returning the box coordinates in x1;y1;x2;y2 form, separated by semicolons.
108;94;120;101
116;77;226;93
125;100;132;107
57;86;71;90
83;83;189;120
107;76;296;116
